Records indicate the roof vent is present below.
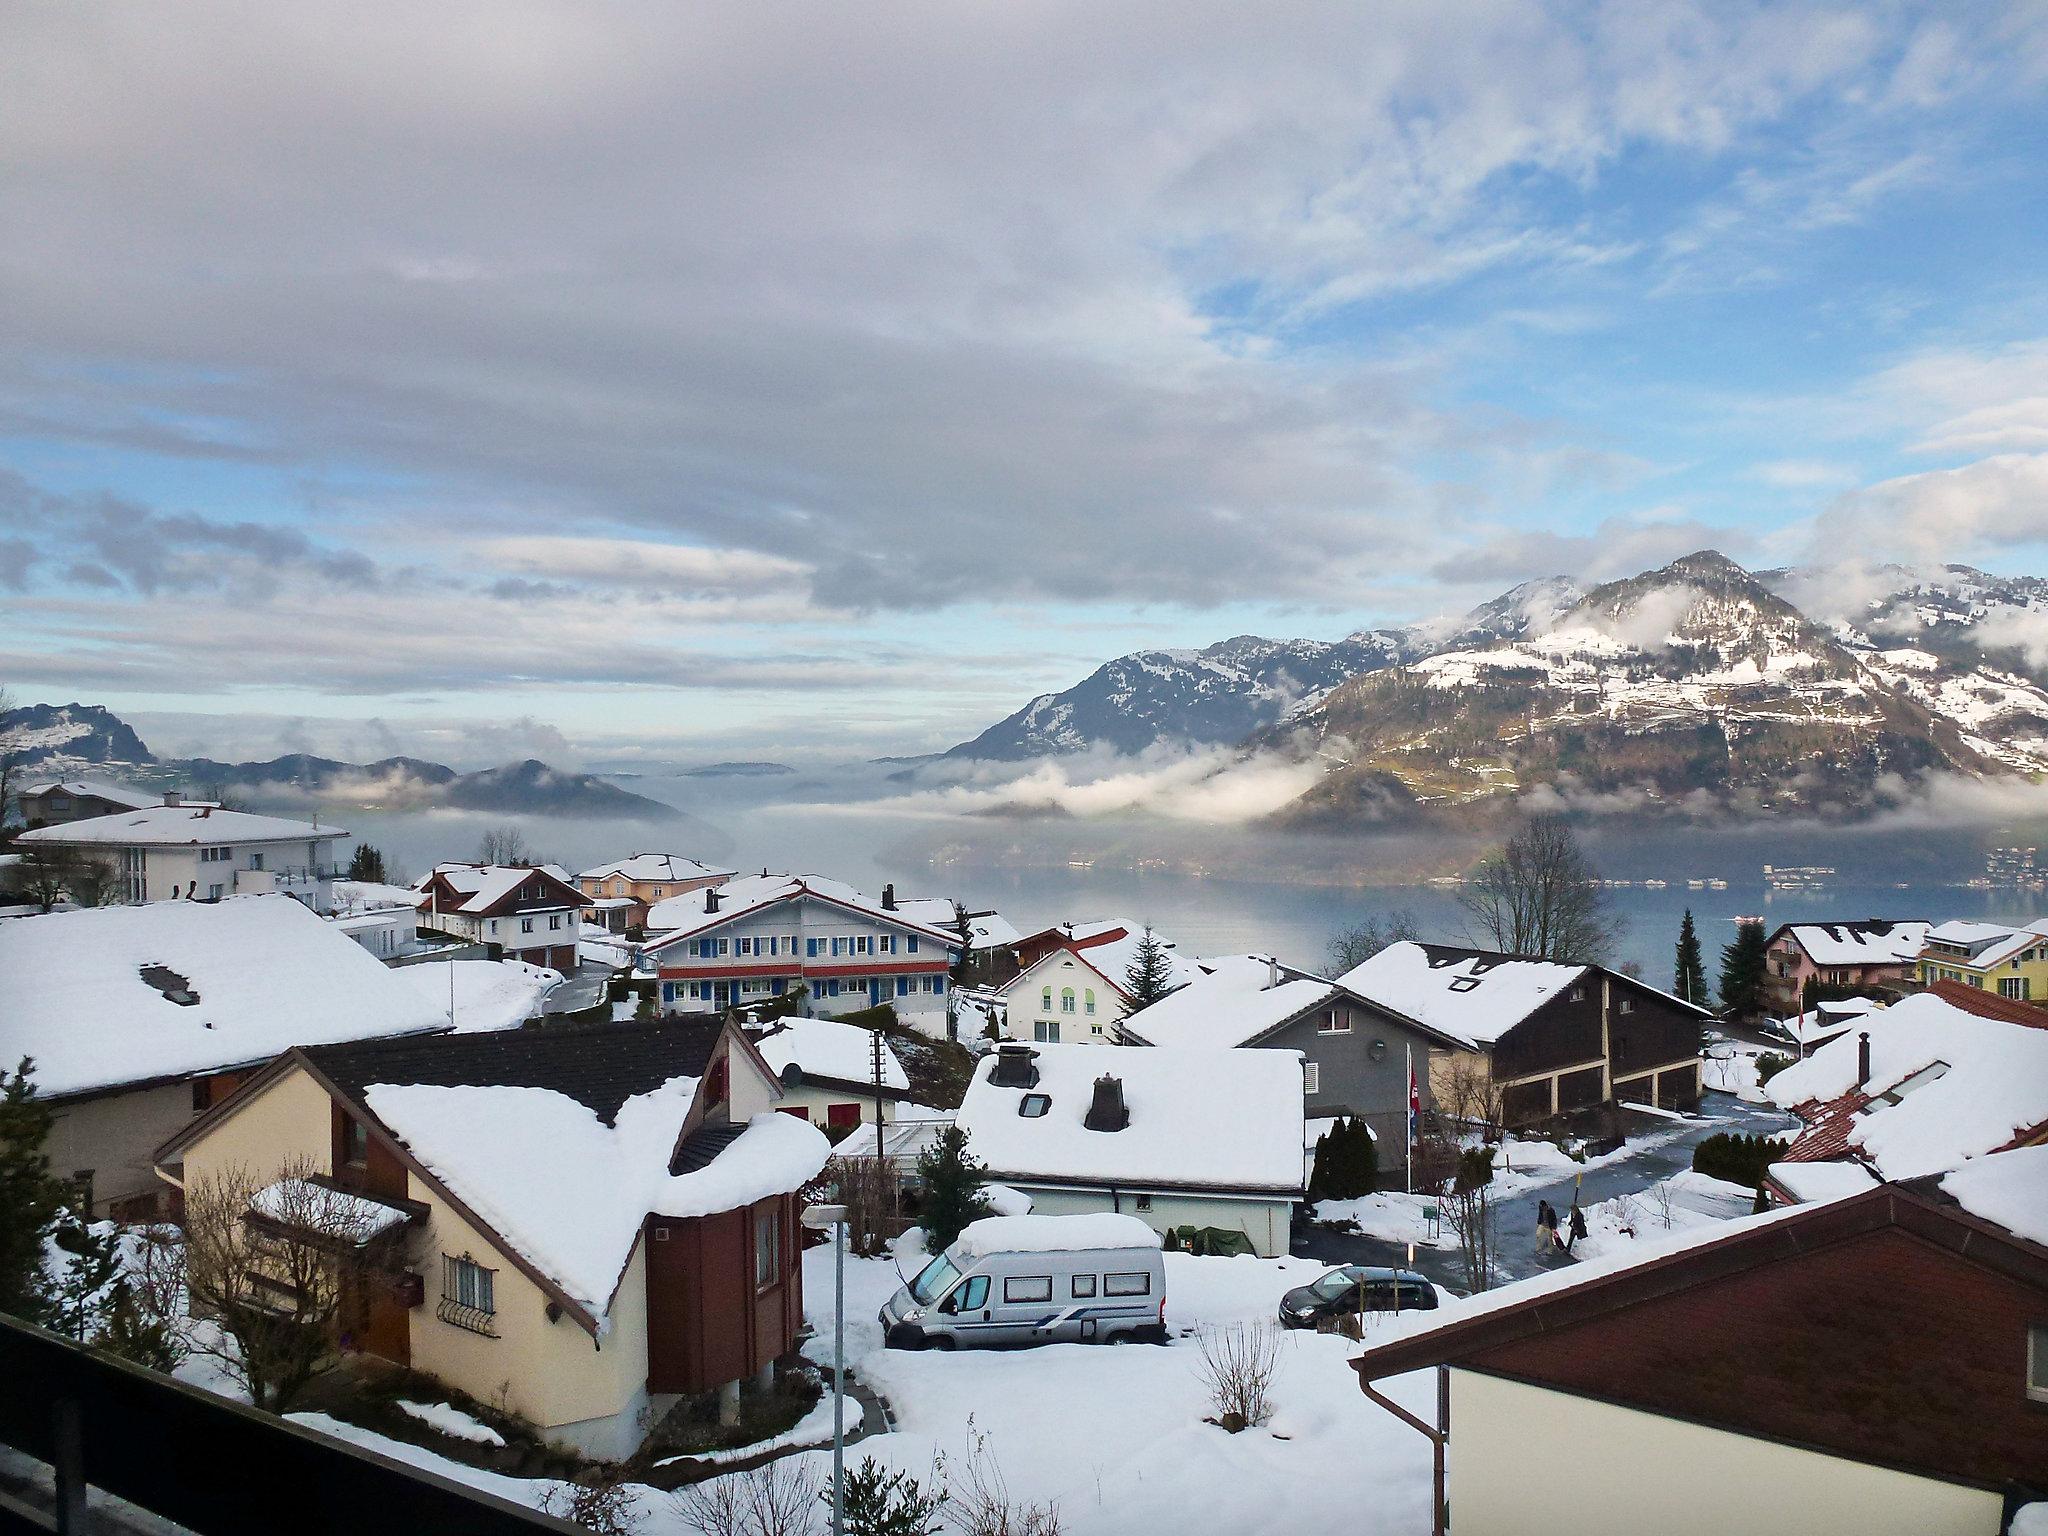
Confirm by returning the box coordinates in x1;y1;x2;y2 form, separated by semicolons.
881;882;896;910
1084;1074;1129;1133
140;964;199;1007
989;1043;1040;1089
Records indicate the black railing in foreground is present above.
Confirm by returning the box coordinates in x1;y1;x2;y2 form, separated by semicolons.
0;1313;577;1536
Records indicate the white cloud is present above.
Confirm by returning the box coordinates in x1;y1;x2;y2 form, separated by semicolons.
845;745;1323;825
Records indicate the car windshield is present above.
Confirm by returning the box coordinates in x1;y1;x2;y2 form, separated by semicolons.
909;1253;964;1306
1312;1270;1365;1299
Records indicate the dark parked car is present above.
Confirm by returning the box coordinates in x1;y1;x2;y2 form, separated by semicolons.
1277;1266;1437;1328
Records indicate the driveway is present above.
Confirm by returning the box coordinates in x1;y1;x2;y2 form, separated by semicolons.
542;959;616;1015
1292;1091;1802;1290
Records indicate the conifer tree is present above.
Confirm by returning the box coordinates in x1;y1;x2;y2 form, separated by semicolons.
915;1125;993;1253
346;844;388;883
1719;918;1769;1019
1123;926;1176;1011
1674;909;1708;1006
0;1058;66;1323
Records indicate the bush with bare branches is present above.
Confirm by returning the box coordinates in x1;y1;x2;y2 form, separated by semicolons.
672;1456;821;1536
948;1418;1061;1536
1194;1321;1282;1432
825;1155;900;1258
543;1466;644;1536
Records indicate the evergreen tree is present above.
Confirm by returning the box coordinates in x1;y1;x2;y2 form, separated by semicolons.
346;844;388;883
914;1124;993;1252
1674;909;1708;1006
1306;1124;1333;1202
1122;926;1176;1011
0;1058;66;1323
1719;918;1769;1019
46;1213;120;1342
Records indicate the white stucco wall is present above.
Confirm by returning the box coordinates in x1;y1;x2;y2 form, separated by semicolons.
1001;952;1122;1044
45;1081;195;1216
1446;1370;2003;1536
1006;1184;1292;1258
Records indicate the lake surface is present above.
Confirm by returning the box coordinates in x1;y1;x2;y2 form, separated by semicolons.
338;762;2048;985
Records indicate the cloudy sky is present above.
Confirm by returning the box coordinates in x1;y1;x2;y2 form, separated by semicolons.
5;2;2048;768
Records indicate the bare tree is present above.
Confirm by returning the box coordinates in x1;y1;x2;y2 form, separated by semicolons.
949;1418;1062;1536
1646;1179;1677;1232
475;825;536;866
1193;1322;1282;1431
672;1457;820;1536
824;1154;900;1258
543;1466;644;1536
12;844;118;912
1438;1160;1499;1294
1457;814;1622;963
1435;1055;1506;1140
1325;908;1423;975
182;1158;395;1413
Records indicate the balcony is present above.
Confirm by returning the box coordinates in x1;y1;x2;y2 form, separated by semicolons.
233;865;343;910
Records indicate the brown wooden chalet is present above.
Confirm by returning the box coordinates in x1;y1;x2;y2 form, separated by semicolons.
1351;1175;2048;1536
414;863;585;972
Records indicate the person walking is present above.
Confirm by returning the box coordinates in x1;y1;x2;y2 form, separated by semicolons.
1535;1199;1558;1254
1566;1201;1588;1253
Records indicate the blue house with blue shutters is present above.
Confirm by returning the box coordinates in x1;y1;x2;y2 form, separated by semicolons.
644;873;960;1032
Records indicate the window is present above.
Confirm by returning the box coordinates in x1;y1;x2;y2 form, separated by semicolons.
549;914;562;930
739;937;753;955
826;1102;861;1129
807;937;821;958
1618;999;1634;1015
1104;1272;1151;1297
71;1170;93;1212
1042;986;1053;1011
439;1255;497;1334
1134;1193;1152;1212
855;936;872;955
1084;990;1096;1015
340;1115;368;1167
1448;977;1480;993
1033;1020;1061;1043
249;852;265;871
1004;1275;1053;1304
907;936;920;954
957;1275;989;1310
2029;1324;2048;1404
755;1205;782;1289
1019;1092;1051;1118
880;935;895;954
521;917;534;934
1318;1009;1350;1034
1304;1062;1321;1094
207;883;224;901
2002;977;2032;1001
1569;986;1585;1002
1071;1273;1097;1298
1060;988;1076;1014
716;937;731;957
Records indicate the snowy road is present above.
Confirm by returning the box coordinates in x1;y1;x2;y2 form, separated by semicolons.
1294;1091;1799;1288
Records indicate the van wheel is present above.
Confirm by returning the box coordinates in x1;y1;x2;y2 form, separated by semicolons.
1106;1331;1129;1346
929;1335;955;1351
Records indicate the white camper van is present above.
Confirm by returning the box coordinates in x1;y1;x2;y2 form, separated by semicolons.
880;1213;1167;1350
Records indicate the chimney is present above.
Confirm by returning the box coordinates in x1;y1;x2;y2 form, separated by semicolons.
882;882;896;911
1857;1031;1871;1089
164;792;182;807
1267;954;1280;989
1084;1074;1130;1132
704;888;721;914
989;1043;1040;1088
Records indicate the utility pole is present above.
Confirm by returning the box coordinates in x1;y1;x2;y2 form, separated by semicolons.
871;1026;887;1163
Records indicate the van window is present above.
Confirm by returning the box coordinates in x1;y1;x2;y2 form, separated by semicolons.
1004;1275;1053;1304
910;1254;964;1306
957;1275;989;1310
1103;1272;1150;1297
1071;1274;1097;1298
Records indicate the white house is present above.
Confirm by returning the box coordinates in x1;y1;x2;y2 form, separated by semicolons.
412;864;585;972
329;879;424;960
999;919;1201;1046
15;799;350;912
644;874;960;1031
748;1015;913;1138
0;895;450;1218
953;1041;1306;1256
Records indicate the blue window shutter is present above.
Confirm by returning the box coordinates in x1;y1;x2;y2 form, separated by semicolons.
907;935;919;954
934;975;946;994
807;937;819;958
897;977;909;997
772;978;786;995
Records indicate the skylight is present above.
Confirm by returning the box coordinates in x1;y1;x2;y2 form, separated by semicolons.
1018;1093;1051;1119
139;963;199;1007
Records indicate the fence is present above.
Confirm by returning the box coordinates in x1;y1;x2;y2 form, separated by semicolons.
0;1313;576;1536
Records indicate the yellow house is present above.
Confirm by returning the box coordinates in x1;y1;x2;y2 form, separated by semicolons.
155;1017;828;1460
576;853;735;933
1917;919;2048;1001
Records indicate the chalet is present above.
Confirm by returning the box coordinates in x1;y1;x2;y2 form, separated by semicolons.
16;777;158;827
1918;919;2048;1002
891;894;1024;988
644;874;959;1031
1116;953;1470;1186
1762;991;2048;1205
748;1014;914;1139
0;896;449;1218
953;1042;1305;1256
1769;995;1885;1054
1350;1157;2048;1536
1339;942;1706;1128
575;853;734;934
413;863;584;972
998;919;1200;1046
15;799;349;912
1761;918;1929;1014
155;1018;828;1460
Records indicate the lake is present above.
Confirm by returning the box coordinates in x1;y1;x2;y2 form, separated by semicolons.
336;762;2048;985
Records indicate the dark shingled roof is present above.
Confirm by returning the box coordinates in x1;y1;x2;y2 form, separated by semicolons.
305;1017;725;1125
670;1121;749;1173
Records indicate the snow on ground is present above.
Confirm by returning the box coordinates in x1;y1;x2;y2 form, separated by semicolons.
1309;1192;1443;1247
397;1400;507;1447
1563;1171;1757;1264
1701;1039;1780;1102
578;925;635;970
388;957;558;1033
656;1391;864;1468
286;1414;555;1509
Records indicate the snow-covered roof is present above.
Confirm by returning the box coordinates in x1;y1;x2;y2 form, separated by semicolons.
752;1016;908;1091
1338;942;1587;1048
362;1078;828;1317
1776;919;1929;967
331;879;425;914
20;778;158;810
955;1042;1305;1194
1769;995;1883;1046
1920;918;2048;969
1764;1160;1879;1204
1117;955;1337;1049
388;959;558;1034
16;803;346;847
415;864;578;915
249;1177;412;1243
1008;919;1203;1001
575;853;735;885
1938;1144;2048;1247
950;1212;1162;1260
642;873;961;948
1766;992;2048;1180
891;898;1023;951
0;895;449;1098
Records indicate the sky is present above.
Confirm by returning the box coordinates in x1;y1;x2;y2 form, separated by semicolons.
5;2;2048;769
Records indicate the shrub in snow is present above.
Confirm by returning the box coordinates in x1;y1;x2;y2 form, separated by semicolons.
1195;1321;1282;1432
837;1456;947;1536
1307;1116;1378;1201
672;1457;821;1536
1;1059;68;1324
914;1124;994;1254
1691;1132;1788;1189
1753;1051;1795;1086
543;1465;641;1536
950;1419;1062;1536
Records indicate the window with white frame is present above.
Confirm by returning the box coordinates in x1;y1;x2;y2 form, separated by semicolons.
754;1205;781;1290
1034;1019;1060;1043
1318;1009;1350;1034
1084;989;1096;1015
1061;988;1076;1014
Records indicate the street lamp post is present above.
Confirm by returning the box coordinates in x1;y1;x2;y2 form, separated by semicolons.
801;1202;850;1536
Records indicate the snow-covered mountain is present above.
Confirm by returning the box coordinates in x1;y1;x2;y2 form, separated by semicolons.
945;578;1585;760
1271;551;2035;823
0;702;154;772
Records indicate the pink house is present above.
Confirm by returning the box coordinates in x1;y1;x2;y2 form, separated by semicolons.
1762;919;1928;1016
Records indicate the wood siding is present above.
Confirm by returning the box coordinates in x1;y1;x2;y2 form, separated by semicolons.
643;1192;802;1396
